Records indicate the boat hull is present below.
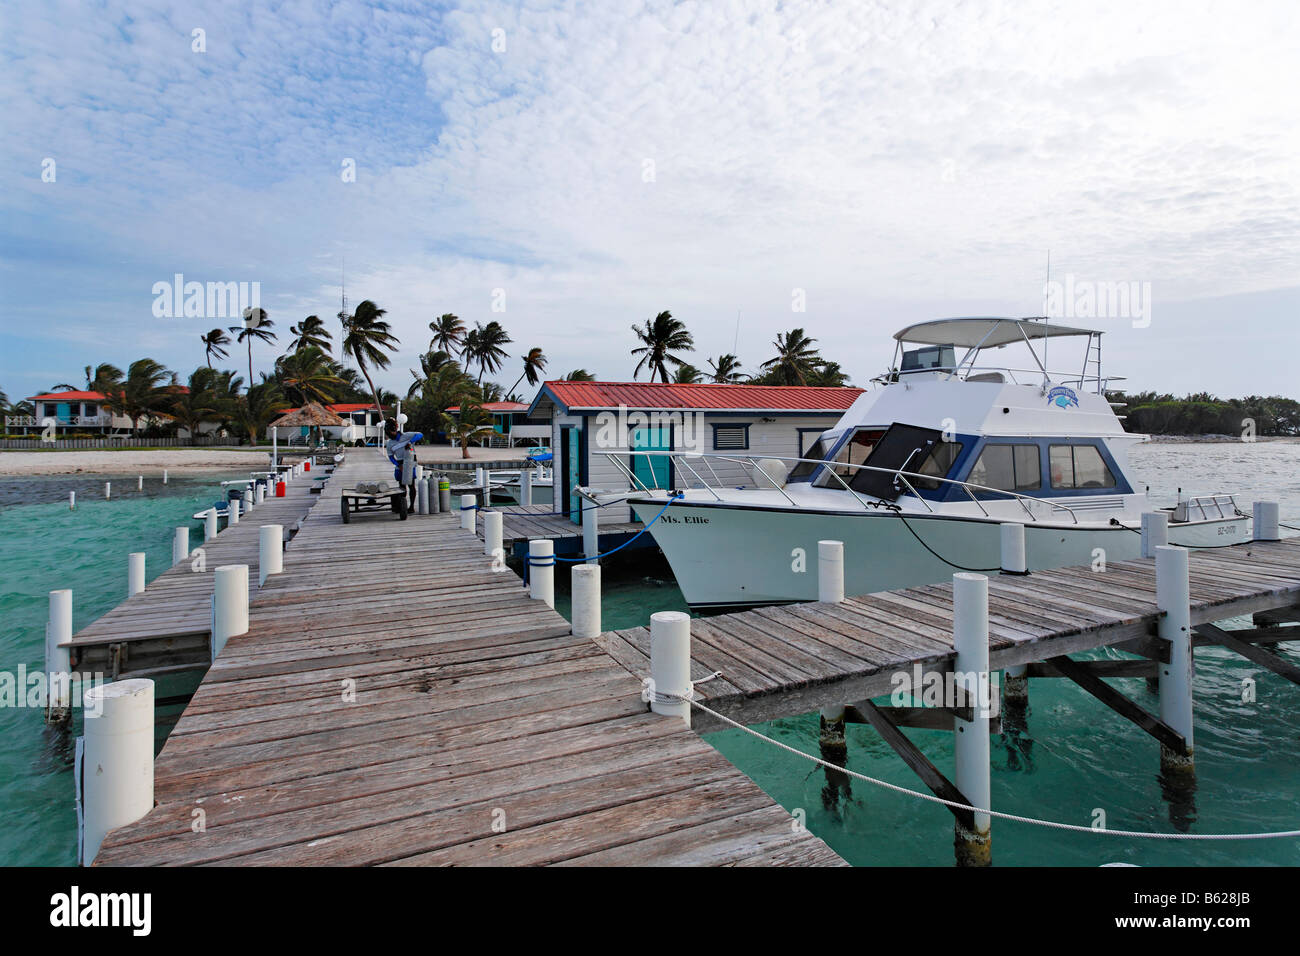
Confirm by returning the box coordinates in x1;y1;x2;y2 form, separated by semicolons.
628;499;1247;609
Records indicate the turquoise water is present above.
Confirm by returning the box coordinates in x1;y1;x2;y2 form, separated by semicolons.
2;444;1299;866
0;472;248;866
556;442;1300;866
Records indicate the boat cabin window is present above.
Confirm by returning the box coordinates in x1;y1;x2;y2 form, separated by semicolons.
1049;444;1116;490
840;423;961;499
910;440;964;490
968;444;1041;493
788;437;832;480
900;345;955;372
807;429;886;485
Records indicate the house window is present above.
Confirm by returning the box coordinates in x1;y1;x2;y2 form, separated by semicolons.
84;404;97;417
44;404;57;417
711;424;750;451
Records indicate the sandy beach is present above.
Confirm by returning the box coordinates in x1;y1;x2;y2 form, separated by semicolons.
0;448;274;476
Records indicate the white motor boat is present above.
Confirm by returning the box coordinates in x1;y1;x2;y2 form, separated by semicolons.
610;317;1250;609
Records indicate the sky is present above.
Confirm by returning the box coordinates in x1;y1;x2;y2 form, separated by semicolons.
2;0;1297;405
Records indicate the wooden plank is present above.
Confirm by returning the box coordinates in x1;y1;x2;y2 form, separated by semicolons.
1047;655;1187;753
1193;623;1300;686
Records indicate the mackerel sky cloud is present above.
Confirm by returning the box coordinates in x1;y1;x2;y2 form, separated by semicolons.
2;0;1297;400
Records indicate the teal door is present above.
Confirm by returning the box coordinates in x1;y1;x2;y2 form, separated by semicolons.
630;424;672;490
56;402;70;422
567;427;582;523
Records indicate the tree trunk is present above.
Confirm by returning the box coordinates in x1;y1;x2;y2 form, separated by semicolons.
358;361;385;440
461;436;471;459
248;340;254;390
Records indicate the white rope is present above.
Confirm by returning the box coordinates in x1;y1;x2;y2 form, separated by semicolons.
665;692;1300;841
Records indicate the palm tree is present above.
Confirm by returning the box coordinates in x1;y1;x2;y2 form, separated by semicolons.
113;358;172;433
200;329;231;368
463;321;513;384
760;328;821;385
170;368;220;444
428;313;467;356
228;308;278;388
233;380;289;445
441;397;494;459
480;381;505;403
706;353;745;383
275;346;344;406
562;369;596;381
631;310;694;382
340;299;399;422
406;350;455;398
288;315;332;354
673;363;703;384
509;347;548;395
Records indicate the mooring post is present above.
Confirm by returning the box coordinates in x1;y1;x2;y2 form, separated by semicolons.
474;467;485;492
818;539;845;602
137;475;142;492
212;565;249;659
204;508;218;542
1253;501;1279;541
69;491;75;511
80;678;155;866
438;477;451;514
46;589;73;724
127;552;145;597
953;571;992;867
228;497;239;524
172;527;188;565
650;611;692;727
583;502;600;564
459;493;476;532
104;481;111;500
258;524;283;587
256;483;265;505
571;564;601;638
528;539;555;608
163;469;168;484
520;468;533;507
1000;522;1027;575
1156;545;1194;775
818;704;848;760
1141;512;1169;558
483;510;503;558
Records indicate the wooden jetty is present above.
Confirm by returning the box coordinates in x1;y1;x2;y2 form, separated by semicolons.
66;475;321;683
93;456;845;866
595;539;1300;732
476;502;645;557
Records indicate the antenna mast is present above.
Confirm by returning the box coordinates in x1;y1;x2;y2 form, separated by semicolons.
1042;250;1051;387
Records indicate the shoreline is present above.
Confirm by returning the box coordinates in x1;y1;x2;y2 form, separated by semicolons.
0;448;273;477
1142;435;1300;444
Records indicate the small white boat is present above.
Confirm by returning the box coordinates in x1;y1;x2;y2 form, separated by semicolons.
490;467;554;506
602;317;1250;609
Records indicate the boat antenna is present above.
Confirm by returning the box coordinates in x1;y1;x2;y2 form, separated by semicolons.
1042;249;1051;388
733;310;741;356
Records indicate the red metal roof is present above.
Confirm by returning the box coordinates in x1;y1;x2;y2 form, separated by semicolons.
445;401;529;413
285;403;387;414
539;381;863;412
27;390;108;402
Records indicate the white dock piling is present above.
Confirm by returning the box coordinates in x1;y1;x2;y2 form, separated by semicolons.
483;510;503;559
46;589;73;723
204;508;218;541
1141;512;1169;558
818;540;845;602
571;564;601;638
1156;545;1194;774
819;704;848;759
212;564;249;659
127;552;145;597
81;679;155;866
583;503;599;563
1000;522;1027;575
173;527;189;566
69;491;75;510
528;539;554;608
256;483;265;505
104;481;111;500
259;524;283;587
952;571;992;866
137;475;142;491
650;611;692;727
520;469;533;507
459;494;476;532
163;469;168;484
1253;501;1279;541
228;498;239;524
474;467;485;491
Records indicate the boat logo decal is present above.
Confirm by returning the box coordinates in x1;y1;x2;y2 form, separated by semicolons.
1046;386;1079;409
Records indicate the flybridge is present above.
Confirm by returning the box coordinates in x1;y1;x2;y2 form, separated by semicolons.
889;317;1118;396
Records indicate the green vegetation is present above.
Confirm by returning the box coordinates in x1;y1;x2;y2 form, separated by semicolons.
1116;392;1300;436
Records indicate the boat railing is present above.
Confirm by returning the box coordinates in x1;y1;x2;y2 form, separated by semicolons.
894;365;1124;393
596;450;1083;525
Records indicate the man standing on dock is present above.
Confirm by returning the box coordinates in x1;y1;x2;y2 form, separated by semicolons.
384;419;422;512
